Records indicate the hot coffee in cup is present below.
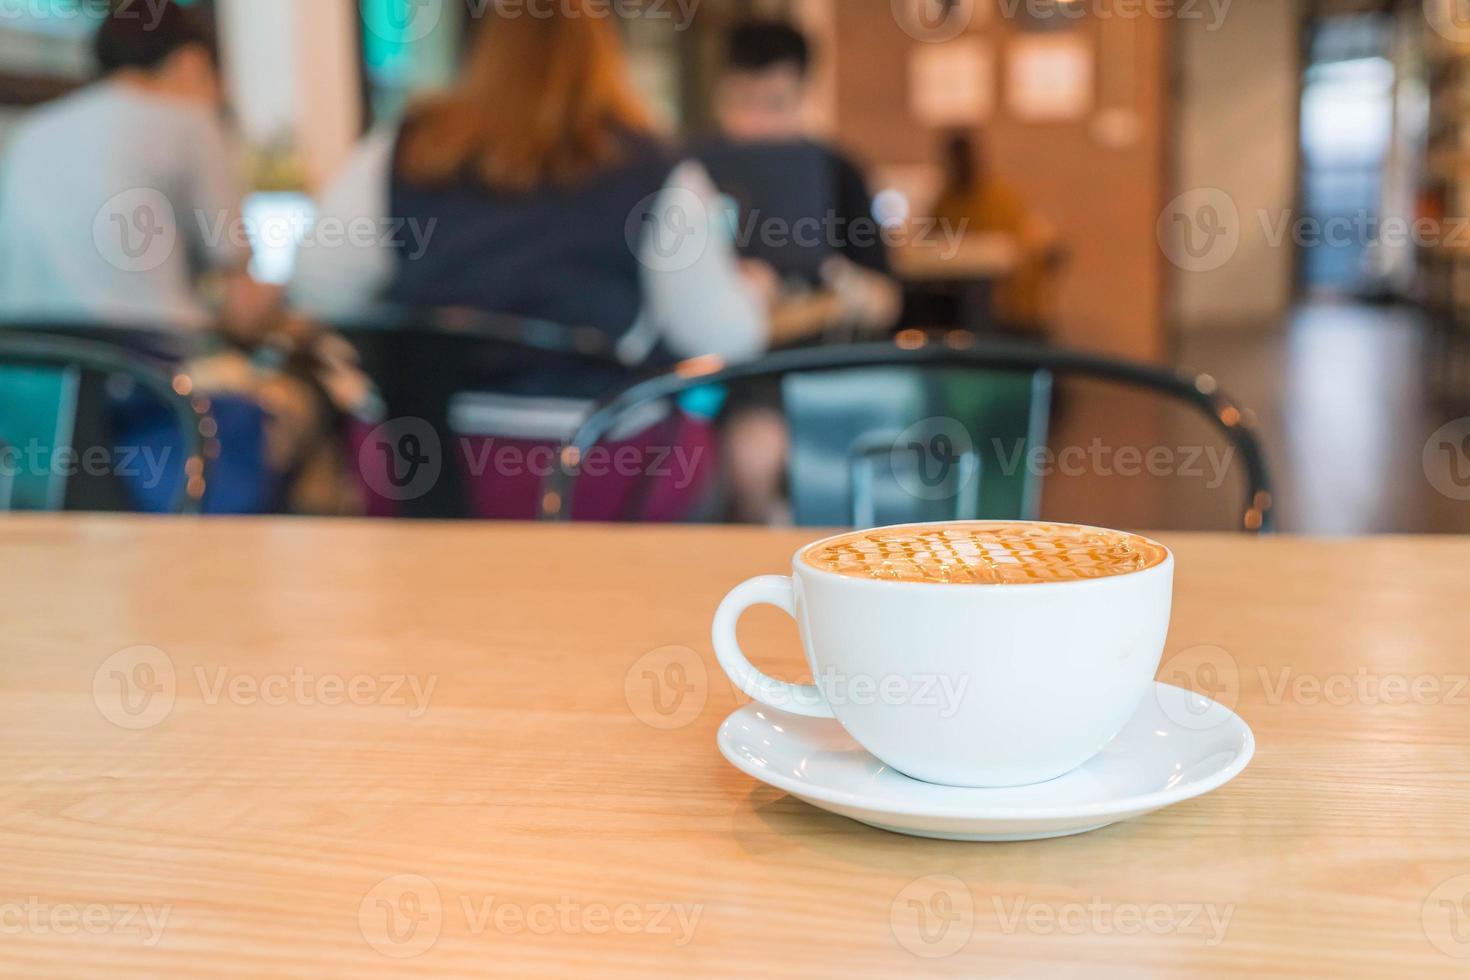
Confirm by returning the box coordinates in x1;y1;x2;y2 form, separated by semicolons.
712;521;1174;787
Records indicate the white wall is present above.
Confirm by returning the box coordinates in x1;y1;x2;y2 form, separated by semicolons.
217;0;363;190
1169;0;1302;333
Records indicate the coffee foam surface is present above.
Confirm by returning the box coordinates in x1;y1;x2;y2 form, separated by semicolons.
802;523;1168;585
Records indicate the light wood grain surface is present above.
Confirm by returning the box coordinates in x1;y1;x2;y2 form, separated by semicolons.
2;517;1470;978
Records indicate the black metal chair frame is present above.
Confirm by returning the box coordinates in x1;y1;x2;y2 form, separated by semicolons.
335;306;636;519
0;331;214;514
541;334;1275;533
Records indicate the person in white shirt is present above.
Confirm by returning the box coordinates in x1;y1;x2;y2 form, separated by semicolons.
0;1;272;347
289;2;773;382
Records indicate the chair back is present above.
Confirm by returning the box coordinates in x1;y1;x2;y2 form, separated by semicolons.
0;332;211;513
785;366;1050;526
336;306;642;519
543;334;1274;533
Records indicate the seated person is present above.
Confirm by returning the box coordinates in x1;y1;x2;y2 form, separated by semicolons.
932;130;1060;329
0;2;335;515
290;2;771;519
700;19;900;342
697;19;900;524
0;1;275;353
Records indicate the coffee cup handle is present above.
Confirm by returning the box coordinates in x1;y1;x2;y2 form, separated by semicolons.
712;576;834;719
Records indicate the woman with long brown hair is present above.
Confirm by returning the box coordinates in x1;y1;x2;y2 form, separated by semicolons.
293;2;768;390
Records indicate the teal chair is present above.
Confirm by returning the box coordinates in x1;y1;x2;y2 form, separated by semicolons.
0;333;211;513
541;333;1274;532
783;365;1050;526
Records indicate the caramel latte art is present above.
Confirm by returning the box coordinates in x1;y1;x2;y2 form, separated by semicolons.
802;523;1169;585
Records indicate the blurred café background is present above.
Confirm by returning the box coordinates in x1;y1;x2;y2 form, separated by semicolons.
1;0;1469;535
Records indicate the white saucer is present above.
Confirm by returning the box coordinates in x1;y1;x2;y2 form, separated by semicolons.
717;682;1254;841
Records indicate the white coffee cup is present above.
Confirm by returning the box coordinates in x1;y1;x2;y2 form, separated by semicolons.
712;521;1174;788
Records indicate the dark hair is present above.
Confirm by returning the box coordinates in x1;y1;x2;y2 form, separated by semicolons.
726;20;810;76
945;131;980;190
94;1;216;74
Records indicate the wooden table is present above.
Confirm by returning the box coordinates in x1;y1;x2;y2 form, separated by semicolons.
3;517;1469;977
894;234;1021;334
